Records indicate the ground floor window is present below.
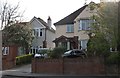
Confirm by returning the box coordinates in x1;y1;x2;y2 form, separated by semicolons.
2;47;9;55
30;46;43;54
79;40;88;50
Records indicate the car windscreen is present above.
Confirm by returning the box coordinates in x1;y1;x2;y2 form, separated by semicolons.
64;50;72;54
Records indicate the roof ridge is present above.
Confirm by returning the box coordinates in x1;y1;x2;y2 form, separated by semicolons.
54;5;88;26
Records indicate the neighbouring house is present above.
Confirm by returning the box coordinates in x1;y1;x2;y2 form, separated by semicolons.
30;16;55;53
53;2;97;50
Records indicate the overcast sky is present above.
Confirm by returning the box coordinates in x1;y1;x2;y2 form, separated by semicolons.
1;0;100;28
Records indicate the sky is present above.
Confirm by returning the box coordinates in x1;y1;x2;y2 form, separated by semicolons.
1;0;100;28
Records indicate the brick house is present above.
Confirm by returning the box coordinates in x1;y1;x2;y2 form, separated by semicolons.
53;2;97;50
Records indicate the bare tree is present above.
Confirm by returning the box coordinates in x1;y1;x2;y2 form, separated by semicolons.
0;2;23;29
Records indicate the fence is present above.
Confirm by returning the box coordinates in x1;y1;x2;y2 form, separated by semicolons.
32;57;105;75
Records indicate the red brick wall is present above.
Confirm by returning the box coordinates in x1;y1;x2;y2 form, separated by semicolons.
63;57;105;75
2;45;18;70
32;59;64;74
32;57;105;75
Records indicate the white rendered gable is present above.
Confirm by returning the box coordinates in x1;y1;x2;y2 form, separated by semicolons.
30;17;46;29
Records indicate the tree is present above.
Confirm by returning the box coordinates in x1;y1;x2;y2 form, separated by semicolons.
2;22;34;54
88;2;118;52
87;32;110;56
118;1;120;51
0;1;23;29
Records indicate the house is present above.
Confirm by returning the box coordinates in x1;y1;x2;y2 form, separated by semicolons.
53;2;97;50
30;16;55;53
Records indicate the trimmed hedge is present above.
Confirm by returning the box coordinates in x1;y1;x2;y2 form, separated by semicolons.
16;54;33;65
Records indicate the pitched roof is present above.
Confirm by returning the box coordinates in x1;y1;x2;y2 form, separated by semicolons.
54;5;88;26
37;17;48;27
34;17;55;33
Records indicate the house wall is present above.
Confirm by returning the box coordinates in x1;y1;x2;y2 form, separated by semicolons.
55;25;74;38
30;18;46;47
74;6;95;40
46;30;55;48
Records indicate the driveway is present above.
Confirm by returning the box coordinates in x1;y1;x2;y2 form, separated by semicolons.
2;64;31;76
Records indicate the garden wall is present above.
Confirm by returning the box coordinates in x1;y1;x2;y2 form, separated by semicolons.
32;57;105;75
2;45;18;70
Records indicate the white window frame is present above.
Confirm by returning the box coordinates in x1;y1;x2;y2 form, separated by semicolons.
79;19;93;30
39;29;43;36
32;28;43;37
66;24;74;33
80;40;88;50
2;47;9;55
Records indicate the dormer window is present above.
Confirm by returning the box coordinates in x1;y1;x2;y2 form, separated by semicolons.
66;24;74;33
79;19;93;30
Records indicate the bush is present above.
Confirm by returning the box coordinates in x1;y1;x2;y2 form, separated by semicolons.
49;47;66;58
16;54;33;65
87;33;110;56
106;52;120;64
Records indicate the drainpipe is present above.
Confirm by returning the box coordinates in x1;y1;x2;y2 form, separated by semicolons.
43;28;47;48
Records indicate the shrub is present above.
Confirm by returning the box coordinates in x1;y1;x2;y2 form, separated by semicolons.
39;49;48;54
106;52;120;64
16;54;33;65
49;47;66;58
87;33;110;57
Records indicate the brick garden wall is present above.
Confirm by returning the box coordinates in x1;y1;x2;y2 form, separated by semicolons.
32;57;105;75
2;45;18;70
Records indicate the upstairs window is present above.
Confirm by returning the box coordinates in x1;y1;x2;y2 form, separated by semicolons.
79;19;93;30
33;28;43;37
40;29;43;36
66;24;74;33
36;29;39;37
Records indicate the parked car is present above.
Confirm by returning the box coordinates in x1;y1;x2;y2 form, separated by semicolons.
34;53;44;58
62;49;87;58
34;53;48;58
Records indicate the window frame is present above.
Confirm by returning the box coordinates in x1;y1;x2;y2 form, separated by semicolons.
40;29;43;36
2;47;9;55
79;19;93;31
32;28;43;37
79;40;88;50
66;24;74;33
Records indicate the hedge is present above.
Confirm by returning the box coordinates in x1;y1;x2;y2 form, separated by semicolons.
16;54;33;65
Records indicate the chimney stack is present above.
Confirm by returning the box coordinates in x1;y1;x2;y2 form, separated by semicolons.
47;16;52;29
